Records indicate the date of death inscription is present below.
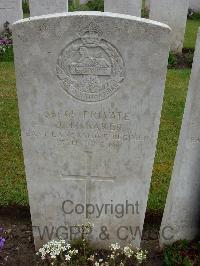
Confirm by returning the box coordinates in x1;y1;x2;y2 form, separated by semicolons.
24;109;154;150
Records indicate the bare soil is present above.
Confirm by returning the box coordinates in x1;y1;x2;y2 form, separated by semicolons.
0;207;164;266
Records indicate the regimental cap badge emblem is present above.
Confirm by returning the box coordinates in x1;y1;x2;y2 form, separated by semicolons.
56;22;125;102
79;22;103;46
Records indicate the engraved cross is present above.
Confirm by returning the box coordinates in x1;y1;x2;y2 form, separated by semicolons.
62;151;116;217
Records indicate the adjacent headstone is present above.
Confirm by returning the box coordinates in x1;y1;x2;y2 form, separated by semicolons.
29;0;68;17
150;0;189;53
160;29;200;246
189;0;200;12
104;0;142;17
79;0;88;4
13;12;171;249
0;0;23;32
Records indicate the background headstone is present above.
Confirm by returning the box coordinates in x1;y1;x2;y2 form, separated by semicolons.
150;0;189;53
79;0;88;4
160;29;200;246
104;0;142;17
29;0;68;17
13;12;171;249
189;0;200;12
0;0;23;32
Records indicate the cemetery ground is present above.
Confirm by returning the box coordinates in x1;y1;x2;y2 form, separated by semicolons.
1;66;200;265
0;8;200;266
1;11;200;209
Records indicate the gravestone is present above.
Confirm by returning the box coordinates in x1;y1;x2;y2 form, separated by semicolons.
13;12;171;249
104;0;141;17
150;0;189;53
0;0;23;32
160;29;200;246
79;0;88;4
29;0;68;17
189;0;200;12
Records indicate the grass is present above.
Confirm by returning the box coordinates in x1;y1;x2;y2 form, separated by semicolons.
23;13;30;19
0;62;27;206
148;69;190;211
0;3;197;209
184;13;200;49
163;240;200;265
0;62;191;210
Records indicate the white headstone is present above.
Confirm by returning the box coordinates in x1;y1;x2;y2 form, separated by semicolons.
104;0;141;17
160;29;200;246
13;12;171;249
79;0;88;4
0;0;23;32
189;0;200;12
29;0;68;17
150;0;189;53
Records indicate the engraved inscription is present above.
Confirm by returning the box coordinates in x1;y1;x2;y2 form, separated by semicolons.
56;22;125;102
25;109;154;150
62;151;116;209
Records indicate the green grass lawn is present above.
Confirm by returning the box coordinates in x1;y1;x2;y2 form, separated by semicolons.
0;63;27;206
148;69;190;211
184;14;200;49
23;13;30;19
0;62;191;211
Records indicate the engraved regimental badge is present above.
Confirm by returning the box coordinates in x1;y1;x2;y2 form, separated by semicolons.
56;22;125;102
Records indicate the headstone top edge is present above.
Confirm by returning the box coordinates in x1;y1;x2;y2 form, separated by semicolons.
13;11;171;32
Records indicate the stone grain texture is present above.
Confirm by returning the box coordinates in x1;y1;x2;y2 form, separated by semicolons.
150;0;189;53
104;0;141;17
0;0;23;32
160;29;200;246
29;0;68;17
13;12;171;249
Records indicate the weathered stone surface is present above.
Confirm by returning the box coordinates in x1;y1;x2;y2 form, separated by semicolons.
29;0;68;17
160;29;200;246
189;0;200;12
79;0;88;4
0;0;23;32
13;12;171;249
104;0;141;17
150;0;189;53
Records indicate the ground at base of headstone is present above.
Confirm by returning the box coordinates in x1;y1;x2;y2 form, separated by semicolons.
168;49;194;69
0;207;199;266
0;207;160;265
